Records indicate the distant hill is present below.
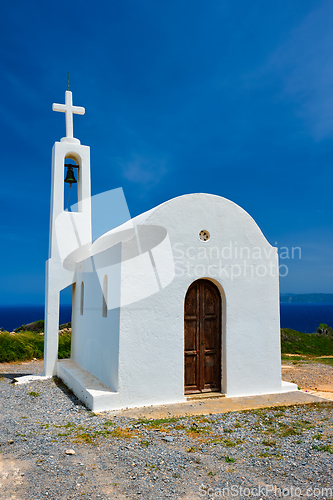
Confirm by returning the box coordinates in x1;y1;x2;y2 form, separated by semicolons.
280;293;333;304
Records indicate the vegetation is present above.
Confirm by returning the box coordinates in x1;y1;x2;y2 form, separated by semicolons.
281;327;333;356
137;417;183;428
28;391;40;397
0;330;71;362
312;444;333;454
0;318;72;362
13;320;71;333
14;319;45;333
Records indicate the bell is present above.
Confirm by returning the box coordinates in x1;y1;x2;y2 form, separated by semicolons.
64;165;77;185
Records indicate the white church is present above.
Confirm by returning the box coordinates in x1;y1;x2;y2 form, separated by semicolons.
44;90;297;412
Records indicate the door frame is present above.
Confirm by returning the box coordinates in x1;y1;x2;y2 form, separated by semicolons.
184;278;226;394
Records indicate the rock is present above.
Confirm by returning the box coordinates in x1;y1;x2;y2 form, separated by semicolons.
65;449;75;455
8;439;14;444
14;375;50;385
162;436;174;442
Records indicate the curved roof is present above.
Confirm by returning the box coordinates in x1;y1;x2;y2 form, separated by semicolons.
92;193;273;255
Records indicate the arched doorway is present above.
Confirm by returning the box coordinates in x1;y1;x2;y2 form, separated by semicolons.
184;279;221;394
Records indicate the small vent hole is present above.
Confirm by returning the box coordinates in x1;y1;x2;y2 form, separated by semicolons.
199;230;210;242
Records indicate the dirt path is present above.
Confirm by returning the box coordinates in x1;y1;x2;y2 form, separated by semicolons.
281;360;333;399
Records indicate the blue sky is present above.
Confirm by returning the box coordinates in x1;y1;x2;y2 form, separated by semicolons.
0;0;332;305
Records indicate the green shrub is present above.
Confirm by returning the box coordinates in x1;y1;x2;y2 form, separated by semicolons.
281;328;333;356
0;331;71;362
58;333;71;359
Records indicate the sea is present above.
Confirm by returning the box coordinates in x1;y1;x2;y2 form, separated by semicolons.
0;305;72;332
0;303;332;333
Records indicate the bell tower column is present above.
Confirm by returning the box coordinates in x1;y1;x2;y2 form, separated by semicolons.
44;91;92;376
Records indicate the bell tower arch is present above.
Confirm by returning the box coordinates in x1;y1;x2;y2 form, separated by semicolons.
44;91;92;376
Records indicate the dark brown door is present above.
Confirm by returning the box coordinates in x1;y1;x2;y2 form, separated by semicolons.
184;279;221;394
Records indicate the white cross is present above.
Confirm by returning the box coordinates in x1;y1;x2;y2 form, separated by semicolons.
52;91;85;139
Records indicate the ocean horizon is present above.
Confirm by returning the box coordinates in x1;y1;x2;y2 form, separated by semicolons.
0;305;72;332
0;303;332;334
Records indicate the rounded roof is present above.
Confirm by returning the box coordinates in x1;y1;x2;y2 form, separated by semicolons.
92;193;273;254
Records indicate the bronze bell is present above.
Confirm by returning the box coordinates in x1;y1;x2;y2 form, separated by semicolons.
64;165;77;186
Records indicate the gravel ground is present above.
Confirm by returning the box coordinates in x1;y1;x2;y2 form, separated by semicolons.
0;360;333;500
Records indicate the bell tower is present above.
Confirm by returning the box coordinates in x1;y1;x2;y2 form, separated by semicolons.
44;91;92;376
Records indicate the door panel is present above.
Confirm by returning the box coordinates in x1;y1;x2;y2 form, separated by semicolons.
184;279;221;394
184;282;200;392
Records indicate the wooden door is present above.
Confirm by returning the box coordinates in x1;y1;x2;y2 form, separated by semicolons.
184;279;221;394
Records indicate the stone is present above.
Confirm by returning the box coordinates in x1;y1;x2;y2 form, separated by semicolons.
65;449;75;455
162;436;174;443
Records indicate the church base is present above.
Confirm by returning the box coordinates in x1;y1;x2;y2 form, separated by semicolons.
57;359;186;412
57;359;120;412
224;380;298;399
108;390;327;419
57;360;299;413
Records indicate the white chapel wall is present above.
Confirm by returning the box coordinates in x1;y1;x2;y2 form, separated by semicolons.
115;194;282;404
71;250;122;392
